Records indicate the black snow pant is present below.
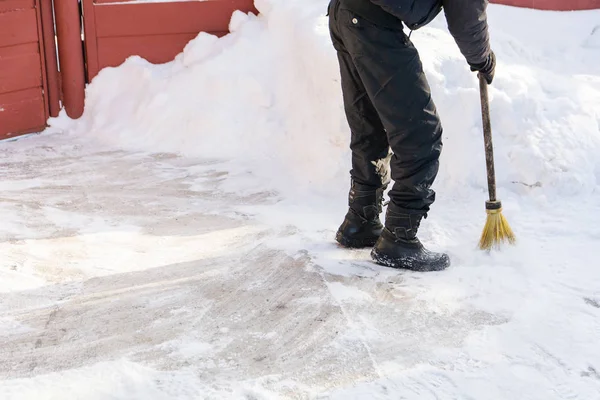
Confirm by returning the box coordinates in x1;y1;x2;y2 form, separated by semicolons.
328;0;443;217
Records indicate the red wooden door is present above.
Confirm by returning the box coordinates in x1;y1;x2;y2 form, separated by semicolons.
82;0;257;81
0;0;58;140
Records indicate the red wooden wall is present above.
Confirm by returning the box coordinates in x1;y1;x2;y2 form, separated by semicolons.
0;0;58;140
491;0;600;10
82;0;257;81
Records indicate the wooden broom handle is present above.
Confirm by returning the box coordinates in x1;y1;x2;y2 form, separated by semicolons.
479;74;497;203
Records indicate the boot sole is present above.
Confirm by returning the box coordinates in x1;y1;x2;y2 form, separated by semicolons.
335;231;379;249
371;248;450;272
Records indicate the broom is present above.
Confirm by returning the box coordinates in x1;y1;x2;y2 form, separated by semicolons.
477;74;516;250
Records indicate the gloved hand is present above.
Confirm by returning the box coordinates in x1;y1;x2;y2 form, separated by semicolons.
470;51;496;84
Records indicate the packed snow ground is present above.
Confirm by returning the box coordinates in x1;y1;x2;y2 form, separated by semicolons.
1;0;600;399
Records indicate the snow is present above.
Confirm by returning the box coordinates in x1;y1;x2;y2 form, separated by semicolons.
1;0;600;398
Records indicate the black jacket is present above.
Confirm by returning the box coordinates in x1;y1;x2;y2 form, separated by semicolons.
344;0;491;66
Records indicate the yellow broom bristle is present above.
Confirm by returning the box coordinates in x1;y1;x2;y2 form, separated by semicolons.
479;208;516;250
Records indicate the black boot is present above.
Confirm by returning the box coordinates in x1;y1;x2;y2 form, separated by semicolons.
335;182;386;248
371;210;450;271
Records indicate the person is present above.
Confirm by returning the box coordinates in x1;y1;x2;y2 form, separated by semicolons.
327;0;496;271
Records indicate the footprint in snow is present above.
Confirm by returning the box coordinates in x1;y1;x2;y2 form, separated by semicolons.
581;366;600;380
584;297;600;309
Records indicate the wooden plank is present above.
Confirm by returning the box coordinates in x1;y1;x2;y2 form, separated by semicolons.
94;0;256;37
94;0;151;2
538;0;600;9
0;0;34;13
0;9;39;47
0;88;46;139
0;43;42;94
96;32;228;71
54;0;86;118
33;0;49;122
82;0;100;82
40;0;60;117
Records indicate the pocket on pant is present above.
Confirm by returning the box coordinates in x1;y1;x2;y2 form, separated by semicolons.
340;9;403;32
338;8;409;57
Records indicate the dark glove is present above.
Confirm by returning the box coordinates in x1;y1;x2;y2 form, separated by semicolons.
470;51;496;84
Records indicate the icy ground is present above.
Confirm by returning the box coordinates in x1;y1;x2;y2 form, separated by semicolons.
1;0;600;399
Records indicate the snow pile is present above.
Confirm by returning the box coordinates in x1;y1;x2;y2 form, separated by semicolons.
52;0;600;200
57;0;349;197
